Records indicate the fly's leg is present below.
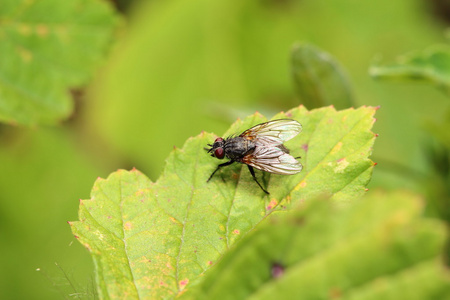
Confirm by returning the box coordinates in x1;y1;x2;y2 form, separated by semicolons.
247;165;270;195
207;161;234;182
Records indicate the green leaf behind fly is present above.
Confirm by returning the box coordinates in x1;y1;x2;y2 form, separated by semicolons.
291;43;355;109
369;44;450;96
70;105;377;299
0;0;117;125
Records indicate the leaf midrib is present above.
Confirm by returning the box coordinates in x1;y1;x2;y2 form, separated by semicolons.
119;175;140;299
174;144;201;296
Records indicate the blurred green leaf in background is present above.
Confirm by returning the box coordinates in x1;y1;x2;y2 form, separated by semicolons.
1;0;450;299
0;0;118;125
0;0;119;298
370;44;450;222
291;43;355;109
370;44;450;96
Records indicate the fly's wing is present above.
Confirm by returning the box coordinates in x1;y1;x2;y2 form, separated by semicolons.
241;146;302;175
240;119;302;146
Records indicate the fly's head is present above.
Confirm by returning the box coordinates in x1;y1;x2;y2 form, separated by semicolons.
206;137;225;159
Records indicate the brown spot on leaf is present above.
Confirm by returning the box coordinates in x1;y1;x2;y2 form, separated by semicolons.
18;47;32;62
331;141;343;154
36;24;49;37
179;279;189;289
293;216;305;226
233;229;240;234
124;222;133;230
329;287;342;299
266;199;278;210
271;262;284;278
17;25;31;37
285;195;291;204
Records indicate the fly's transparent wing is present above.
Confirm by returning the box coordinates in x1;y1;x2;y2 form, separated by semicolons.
241;146;302;175
240;119;302;146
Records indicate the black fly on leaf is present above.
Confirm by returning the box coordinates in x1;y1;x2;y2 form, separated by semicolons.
205;119;303;194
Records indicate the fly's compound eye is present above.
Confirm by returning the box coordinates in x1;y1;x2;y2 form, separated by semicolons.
214;137;224;143
214;147;225;159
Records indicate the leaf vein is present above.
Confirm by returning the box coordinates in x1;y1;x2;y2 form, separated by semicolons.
118;177;140;298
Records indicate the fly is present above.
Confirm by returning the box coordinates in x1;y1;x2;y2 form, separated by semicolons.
206;119;303;194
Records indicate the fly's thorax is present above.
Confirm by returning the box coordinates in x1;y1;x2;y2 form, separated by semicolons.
224;137;255;160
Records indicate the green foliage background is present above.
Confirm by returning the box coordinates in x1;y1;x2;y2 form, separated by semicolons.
0;0;449;299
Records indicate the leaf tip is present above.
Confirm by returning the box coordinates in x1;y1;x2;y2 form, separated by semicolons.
254;111;264;118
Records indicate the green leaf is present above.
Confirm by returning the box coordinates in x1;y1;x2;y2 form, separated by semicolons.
291;43;355;109
369;44;450;95
0;0;117;125
70;105;377;299
424;108;450;150
188;191;449;300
